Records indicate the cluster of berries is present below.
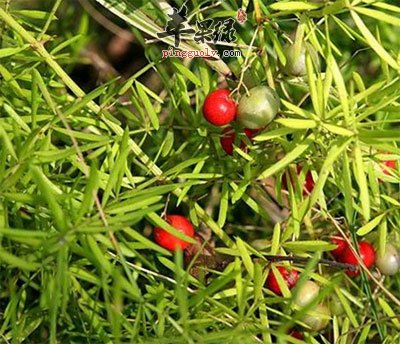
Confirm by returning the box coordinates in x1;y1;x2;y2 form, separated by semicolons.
203;86;279;155
153;217;399;338
262;236;400;337
152;41;398;340
331;236;400;276
266;268;329;335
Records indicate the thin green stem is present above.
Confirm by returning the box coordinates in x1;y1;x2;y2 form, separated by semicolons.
38;0;63;41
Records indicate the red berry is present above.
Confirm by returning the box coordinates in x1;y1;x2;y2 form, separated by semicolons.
153;215;195;251
282;165;314;195
266;266;299;295
203;89;237;126
304;171;314;194
330;236;348;259
341;241;375;276
378;155;397;182
383;160;396;175
296;166;314;195
289;329;304;340
219;127;259;155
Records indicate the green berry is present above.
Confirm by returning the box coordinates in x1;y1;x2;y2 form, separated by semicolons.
376;244;400;276
237;86;280;129
301;303;330;332
293;280;320;308
281;43;320;76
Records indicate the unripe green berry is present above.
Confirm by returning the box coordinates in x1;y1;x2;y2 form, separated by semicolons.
293;280;320;308
301;303;330;332
328;294;344;316
281;43;320;76
237;86;280;129
376;244;400;276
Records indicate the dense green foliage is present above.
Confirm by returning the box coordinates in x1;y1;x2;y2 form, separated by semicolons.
0;0;400;343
